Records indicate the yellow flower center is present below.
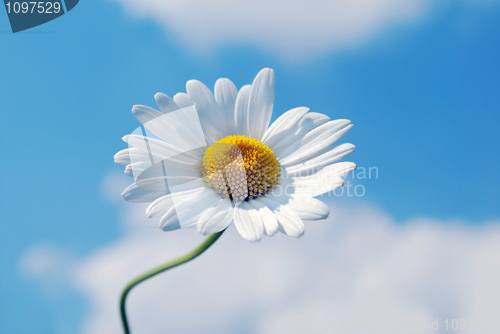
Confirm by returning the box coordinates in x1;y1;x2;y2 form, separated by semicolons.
201;135;280;202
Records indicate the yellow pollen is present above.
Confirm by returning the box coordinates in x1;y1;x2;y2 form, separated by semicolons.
201;135;280;201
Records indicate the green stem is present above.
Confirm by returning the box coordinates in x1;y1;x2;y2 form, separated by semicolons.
120;230;226;334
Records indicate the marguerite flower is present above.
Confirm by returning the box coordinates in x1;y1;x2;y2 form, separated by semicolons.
114;68;356;242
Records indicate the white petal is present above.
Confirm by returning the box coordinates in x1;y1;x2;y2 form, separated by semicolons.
124;166;134;176
159;187;220;230
214;78;238;135
287;197;329;220
152;175;202;189
173;93;194;108
247;68;275;140
197;199;234;235
162;151;201;166
285;143;356;175
292;162;357;198
160;210;182;231
123;134;188;161
114;148;150;166
136;106;207;154
121;181;167;203
132;152;201;178
259;196;304;237
154;93;179;114
248;199;279;236
114;149;130;166
124;153;202;187
261;107;309;144
187;80;227;144
117;147;169;171
131;104;206;153
160;154;202;178
278;119;353;166
139;176;203;193
234;85;251;137
270;112;330;159
233;202;264;242
131;105;162;125
147;185;206;218
124;161;152;177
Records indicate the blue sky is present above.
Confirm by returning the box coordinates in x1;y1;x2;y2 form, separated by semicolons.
1;1;500;333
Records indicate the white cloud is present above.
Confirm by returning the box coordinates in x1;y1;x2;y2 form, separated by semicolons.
19;243;76;298
21;172;500;333
110;0;432;60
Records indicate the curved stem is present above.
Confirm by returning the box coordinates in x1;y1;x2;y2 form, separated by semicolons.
120;230;226;334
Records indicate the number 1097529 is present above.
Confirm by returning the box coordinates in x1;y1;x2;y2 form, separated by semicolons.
5;2;61;14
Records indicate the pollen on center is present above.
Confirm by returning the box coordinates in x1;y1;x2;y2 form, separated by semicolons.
201;135;280;201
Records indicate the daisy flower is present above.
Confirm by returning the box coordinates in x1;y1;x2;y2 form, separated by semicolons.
114;68;356;242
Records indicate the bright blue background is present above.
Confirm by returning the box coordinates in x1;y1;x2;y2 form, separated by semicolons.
1;1;499;332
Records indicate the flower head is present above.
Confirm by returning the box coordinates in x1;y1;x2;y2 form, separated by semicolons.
114;68;356;242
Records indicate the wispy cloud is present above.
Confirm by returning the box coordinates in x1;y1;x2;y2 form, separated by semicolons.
110;0;432;60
